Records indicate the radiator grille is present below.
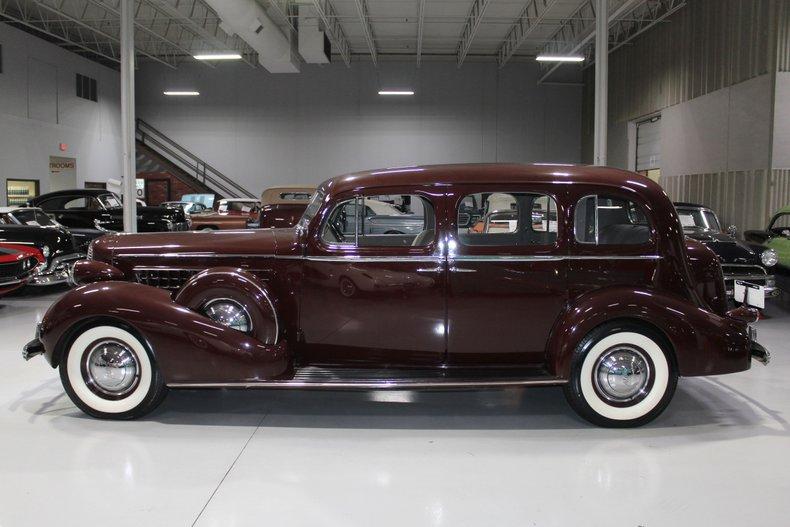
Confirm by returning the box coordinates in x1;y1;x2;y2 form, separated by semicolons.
133;268;197;290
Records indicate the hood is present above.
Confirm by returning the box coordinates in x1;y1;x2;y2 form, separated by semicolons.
93;229;281;261
683;229;759;265
0;224;75;254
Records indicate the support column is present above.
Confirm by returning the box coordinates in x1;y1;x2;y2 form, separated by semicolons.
121;0;137;232
593;0;608;166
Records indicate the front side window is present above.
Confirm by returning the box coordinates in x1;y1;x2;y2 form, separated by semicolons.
457;192;557;246
575;195;650;245
321;194;435;247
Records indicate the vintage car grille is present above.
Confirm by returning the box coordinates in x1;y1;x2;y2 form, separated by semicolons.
134;268;197;290
721;264;768;283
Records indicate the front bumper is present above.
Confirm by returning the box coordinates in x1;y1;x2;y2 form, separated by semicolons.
724;269;778;298
29;253;84;286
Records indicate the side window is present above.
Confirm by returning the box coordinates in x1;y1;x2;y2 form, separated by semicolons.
63;197;88;210
321;194;435;248
574;195;651;245
37;198;64;211
457;192;558;246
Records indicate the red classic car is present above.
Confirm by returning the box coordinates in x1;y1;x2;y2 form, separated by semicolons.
0;243;45;297
258;186;315;228
23;164;769;427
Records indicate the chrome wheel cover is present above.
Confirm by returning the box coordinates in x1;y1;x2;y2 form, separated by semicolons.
202;298;252;333
593;345;652;404
83;339;140;398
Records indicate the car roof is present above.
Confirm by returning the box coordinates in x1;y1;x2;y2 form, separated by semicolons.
0;206;42;213
318;163;662;199
34;189;114;198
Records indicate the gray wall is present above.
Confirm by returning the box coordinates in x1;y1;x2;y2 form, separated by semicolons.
0;23;122;204
135;60;582;193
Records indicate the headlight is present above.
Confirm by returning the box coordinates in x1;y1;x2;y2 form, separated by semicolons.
41;246;51;258
201;299;252;333
761;248;778;267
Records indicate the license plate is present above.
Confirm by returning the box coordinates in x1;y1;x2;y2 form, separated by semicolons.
734;280;765;309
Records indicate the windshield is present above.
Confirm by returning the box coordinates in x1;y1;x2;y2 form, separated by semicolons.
677;208;719;231
10;208;58;227
770;213;790;234
297;190;325;231
99;193;122;209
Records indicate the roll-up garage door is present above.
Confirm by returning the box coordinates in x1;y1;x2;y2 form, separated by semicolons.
636;116;661;172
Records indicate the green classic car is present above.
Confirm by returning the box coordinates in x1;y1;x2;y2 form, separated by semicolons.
745;205;790;293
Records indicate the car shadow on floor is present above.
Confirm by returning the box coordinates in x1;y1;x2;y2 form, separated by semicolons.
25;374;789;440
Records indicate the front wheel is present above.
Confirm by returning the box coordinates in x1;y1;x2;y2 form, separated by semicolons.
563;323;677;428
59;325;167;419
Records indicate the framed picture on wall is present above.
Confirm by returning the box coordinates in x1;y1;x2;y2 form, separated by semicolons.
6;179;40;206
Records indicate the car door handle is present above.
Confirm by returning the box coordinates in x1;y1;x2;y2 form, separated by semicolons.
416;266;444;273
449;266;476;273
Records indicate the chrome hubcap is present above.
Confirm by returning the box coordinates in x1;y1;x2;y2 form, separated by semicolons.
203;299;252;333
594;346;651;403
85;339;140;396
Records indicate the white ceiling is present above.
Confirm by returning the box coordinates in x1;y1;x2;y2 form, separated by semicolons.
0;0;685;80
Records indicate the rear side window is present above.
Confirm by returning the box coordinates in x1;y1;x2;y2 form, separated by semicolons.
322;194;435;248
575;195;650;245
457;192;558;246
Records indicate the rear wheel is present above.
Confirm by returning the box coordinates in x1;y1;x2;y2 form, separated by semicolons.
563;322;677;427
59;325;167;419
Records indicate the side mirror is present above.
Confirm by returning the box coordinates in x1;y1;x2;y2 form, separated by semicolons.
726;225;737;237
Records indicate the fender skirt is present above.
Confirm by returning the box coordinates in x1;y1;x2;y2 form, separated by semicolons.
38;281;289;384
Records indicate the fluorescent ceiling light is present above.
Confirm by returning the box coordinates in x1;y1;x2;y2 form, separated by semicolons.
163;91;200;96
378;90;415;96
535;55;585;62
193;53;242;60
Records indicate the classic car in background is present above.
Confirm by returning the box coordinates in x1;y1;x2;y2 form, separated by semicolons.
28;189;189;232
674;202;778;300
0;244;44;297
216;198;261;217
188;198;261;231
33;164;768;427
161;201;209;215
258;186;315;228
745;205;790;293
0;207;90;285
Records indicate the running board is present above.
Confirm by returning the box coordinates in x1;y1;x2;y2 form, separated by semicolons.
168;366;566;390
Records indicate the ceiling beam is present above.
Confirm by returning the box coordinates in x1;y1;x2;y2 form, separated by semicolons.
144;0;257;67
416;0;426;67
353;0;377;66
456;0;491;67
537;0;644;84
497;0;559;68
584;0;685;66
311;0;351;67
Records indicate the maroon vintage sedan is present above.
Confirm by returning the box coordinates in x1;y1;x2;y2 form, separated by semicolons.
23;164;769;427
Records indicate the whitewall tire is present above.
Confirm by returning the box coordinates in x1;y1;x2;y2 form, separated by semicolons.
59;325;167;419
563;323;677;428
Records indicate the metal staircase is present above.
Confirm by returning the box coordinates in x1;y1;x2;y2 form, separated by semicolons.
135;118;256;199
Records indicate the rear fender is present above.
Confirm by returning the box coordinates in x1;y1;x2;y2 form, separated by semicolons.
39;281;289;384
547;286;751;378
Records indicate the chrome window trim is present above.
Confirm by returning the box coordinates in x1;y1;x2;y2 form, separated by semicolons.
118;253;661;263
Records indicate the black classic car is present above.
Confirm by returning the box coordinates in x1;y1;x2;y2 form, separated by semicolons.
0;207;90;286
28;189;189;232
674;202;778;300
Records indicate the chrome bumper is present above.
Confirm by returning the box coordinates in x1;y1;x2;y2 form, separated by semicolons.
29;253;84;286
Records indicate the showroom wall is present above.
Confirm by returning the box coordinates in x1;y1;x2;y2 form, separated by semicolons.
134;59;582;193
0;23;123;205
581;0;787;230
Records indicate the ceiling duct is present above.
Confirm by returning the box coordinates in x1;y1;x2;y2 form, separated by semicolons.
203;0;300;73
298;6;331;64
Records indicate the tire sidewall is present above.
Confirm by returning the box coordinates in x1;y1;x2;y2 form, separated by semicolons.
565;322;678;427
60;324;164;420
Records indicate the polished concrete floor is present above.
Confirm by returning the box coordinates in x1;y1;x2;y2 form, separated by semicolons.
1;287;789;527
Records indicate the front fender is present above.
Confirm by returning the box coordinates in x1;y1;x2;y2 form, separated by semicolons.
175;267;279;345
39;281;289;384
70;259;124;286
547;286;751;379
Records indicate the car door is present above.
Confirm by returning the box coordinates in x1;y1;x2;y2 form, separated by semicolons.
298;187;447;367
40;195;100;229
446;185;568;366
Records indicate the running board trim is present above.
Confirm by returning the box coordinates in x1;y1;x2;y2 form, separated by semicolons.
167;378;566;389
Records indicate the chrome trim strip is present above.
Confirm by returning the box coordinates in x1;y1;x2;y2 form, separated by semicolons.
116;253;661;263
167;378;566;389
